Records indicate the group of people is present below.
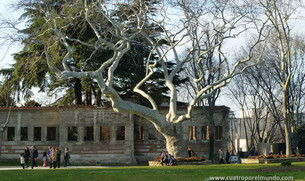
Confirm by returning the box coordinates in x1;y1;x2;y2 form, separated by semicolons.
187;147;196;157
218;149;231;164
20;145;38;169
160;151;176;166
292;147;303;155
20;146;71;169
47;146;71;169
160;147;233;165
159;147;198;166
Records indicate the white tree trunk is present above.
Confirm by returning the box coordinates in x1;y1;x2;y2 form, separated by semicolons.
0;128;4;157
164;135;187;158
283;90;291;156
161;123;188;158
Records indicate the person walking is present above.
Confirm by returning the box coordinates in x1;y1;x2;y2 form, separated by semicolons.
219;149;225;164
20;153;25;169
50;148;57;169
48;146;53;168
30;145;38;169
23;146;30;168
56;148;61;168
42;152;47;167
64;147;71;167
226;149;231;164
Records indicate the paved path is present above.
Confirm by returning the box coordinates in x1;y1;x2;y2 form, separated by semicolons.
0;166;113;170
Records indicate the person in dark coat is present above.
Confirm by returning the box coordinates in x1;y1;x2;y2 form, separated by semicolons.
30;145;38;169
55;148;61;168
168;154;176;166
225;149;231;164
187;147;195;157
23;146;30;168
64;147;71;167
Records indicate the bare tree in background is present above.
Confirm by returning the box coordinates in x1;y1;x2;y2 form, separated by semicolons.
227;72;283;153
226;0;305;156
228;26;305;157
257;0;305;156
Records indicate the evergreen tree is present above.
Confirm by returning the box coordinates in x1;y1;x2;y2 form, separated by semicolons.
3;0;186;107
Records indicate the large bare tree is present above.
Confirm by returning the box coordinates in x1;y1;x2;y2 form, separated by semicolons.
29;0;269;157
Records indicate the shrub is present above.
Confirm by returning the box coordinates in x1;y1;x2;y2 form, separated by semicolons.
175;156;205;162
153;157;160;161
272;154;281;158
296;153;305;157
265;155;274;159
153;156;205;162
281;161;291;166
248;154;303;159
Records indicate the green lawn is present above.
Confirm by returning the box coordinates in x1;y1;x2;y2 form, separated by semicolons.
0;163;305;181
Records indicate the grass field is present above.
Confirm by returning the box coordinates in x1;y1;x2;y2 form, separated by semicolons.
0;162;304;181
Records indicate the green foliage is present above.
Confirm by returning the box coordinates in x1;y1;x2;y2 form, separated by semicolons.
281;161;292;166
0;84;11;107
0;70;16;106
4;0;186;107
22;100;41;107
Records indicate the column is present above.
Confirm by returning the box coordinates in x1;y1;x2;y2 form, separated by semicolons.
59;125;67;150
94;111;99;143
16;113;21;141
28;126;34;141
110;125;116;142
78;126;84;144
42;126;47;142
128;113;137;164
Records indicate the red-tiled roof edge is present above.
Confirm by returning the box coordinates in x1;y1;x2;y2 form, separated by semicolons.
0;106;59;110
0;105;113;110
59;105;112;109
0;105;229;110
158;105;230;110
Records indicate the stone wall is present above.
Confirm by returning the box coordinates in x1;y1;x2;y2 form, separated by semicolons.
58;107;136;165
0;107;59;160
134;106;230;162
0;106;229;165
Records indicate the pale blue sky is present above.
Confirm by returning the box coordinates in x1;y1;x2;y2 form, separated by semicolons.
0;0;24;69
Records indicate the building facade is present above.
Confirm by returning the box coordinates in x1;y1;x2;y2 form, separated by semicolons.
0;106;229;165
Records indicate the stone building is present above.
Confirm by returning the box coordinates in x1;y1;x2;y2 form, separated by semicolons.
0;106;229;165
